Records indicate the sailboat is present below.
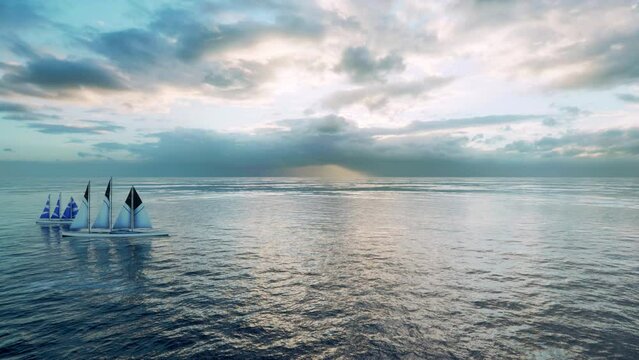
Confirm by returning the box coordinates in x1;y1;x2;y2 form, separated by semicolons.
61;178;169;238
36;193;78;225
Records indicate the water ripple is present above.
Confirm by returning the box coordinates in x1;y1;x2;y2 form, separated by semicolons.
0;177;638;358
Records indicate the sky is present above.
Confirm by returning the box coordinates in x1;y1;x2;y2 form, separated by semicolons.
1;0;639;176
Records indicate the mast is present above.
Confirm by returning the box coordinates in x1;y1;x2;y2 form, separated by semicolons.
130;186;134;231
109;177;113;232
88;181;91;233
57;192;61;219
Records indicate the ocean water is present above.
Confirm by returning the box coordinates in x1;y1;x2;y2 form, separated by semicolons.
0;177;638;359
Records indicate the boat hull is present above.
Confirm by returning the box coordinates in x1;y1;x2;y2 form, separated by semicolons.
61;229;169;238
36;219;74;225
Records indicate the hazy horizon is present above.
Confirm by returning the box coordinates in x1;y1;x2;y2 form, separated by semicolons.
3;159;639;178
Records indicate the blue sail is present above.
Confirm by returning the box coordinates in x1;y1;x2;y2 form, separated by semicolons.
50;194;61;219
61;197;77;219
39;194;51;219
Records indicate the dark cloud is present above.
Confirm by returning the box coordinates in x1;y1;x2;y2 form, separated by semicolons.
203;60;277;97
617;93;639;103
69;115;639;176
503;128;639;158
322;76;452;110
89;28;168;70
3;148;14;152
2;57;125;93
0;101;31;113
93;142;129;152
77;151;108;159
335;46;405;83
122;120;462;175
27;121;124;135
0;100;58;121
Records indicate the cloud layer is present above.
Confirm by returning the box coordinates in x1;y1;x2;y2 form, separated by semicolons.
69;115;638;176
0;0;638;175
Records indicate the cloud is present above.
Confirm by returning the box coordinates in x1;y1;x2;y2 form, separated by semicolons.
503;128;639;158
27;120;124;135
203;60;278;97
79;2;333;100
76;115;639;176
1;57;125;97
150;6;325;61
93;142;129;152
371;114;544;135
447;1;639;89
3;148;14;152
0;100;58;121
0;101;31;113
556;106;590;117
2;0;639;172
89;28;169;70
335;46;405;83
322;76;452;110
77;151;108;159
521;32;639;89
617;93;639;103
89;2;328;66
115;119;469;175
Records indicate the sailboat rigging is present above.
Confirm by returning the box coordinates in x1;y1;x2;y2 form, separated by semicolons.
62;178;168;238
36;193;79;225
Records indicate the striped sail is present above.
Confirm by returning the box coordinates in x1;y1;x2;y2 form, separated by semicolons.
70;183;90;230
50;193;61;219
61;197;78;219
39;194;51;219
92;178;112;229
113;187;152;229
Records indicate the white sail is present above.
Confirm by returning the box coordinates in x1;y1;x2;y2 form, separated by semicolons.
70;182;90;230
113;204;131;229
70;197;89;230
93;200;110;228
113;187;152;229
92;178;112;229
134;205;152;228
61;183;168;238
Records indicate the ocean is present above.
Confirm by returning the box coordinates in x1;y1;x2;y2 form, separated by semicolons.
0;177;638;359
